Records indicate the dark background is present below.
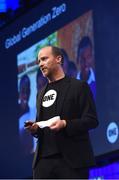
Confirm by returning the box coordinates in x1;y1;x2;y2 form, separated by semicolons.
0;0;119;178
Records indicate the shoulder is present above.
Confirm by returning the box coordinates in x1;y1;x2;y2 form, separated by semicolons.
67;76;89;88
66;77;92;97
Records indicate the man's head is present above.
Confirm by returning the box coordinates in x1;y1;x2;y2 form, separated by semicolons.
37;46;64;79
77;36;94;77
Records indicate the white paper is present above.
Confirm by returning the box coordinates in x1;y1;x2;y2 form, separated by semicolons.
36;116;60;128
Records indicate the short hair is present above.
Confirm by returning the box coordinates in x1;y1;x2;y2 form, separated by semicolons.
51;46;64;65
77;36;92;63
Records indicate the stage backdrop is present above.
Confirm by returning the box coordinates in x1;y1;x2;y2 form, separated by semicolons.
0;0;119;178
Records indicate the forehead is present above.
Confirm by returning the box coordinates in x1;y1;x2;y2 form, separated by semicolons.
38;46;52;58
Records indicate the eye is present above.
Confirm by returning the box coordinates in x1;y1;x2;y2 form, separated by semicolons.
42;57;48;61
38;57;48;64
38;59;40;64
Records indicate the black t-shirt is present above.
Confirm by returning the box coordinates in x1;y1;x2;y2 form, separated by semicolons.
40;77;66;157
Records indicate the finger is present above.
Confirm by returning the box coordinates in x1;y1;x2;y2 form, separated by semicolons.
50;124;57;129
24;125;31;129
50;124;60;131
49;121;56;127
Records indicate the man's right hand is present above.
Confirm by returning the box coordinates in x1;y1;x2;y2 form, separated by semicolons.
24;121;34;127
24;121;39;134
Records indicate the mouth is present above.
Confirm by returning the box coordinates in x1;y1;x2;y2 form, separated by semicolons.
41;67;47;73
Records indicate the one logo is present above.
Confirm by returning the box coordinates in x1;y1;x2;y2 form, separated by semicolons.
106;122;119;143
42;89;57;107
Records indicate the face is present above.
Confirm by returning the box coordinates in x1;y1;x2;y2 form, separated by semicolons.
38;47;61;78
78;46;93;75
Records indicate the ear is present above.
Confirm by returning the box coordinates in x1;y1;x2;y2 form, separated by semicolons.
56;55;62;64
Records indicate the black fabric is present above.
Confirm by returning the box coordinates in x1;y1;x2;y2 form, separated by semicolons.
33;155;89;179
40;77;67;157
32;76;98;174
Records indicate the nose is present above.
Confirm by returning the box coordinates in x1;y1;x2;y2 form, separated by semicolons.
38;60;43;68
39;61;45;72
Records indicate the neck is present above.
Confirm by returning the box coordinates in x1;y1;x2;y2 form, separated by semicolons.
48;68;65;83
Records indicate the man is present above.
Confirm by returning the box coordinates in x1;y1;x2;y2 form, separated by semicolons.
76;36;96;99
25;45;98;179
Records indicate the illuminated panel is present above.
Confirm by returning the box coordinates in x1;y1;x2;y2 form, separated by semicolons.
90;162;119;179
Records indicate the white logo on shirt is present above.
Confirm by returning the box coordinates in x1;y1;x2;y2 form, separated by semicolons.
42;89;57;107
